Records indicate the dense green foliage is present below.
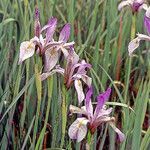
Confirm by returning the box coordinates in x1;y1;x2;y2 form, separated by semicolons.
0;0;149;149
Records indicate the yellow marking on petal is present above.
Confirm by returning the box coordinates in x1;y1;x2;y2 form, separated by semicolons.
26;42;34;51
77;80;82;87
49;48;57;56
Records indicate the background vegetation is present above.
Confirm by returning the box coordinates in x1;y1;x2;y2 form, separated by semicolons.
0;0;149;149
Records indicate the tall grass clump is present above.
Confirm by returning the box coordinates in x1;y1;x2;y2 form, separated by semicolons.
0;0;149;150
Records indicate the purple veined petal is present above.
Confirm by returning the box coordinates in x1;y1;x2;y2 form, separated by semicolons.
69;105;87;115
128;37;140;56
93;116;115;129
109;123;125;142
41;17;57;43
68;117;89;142
18;41;35;64
118;0;131;11
44;47;60;72
97;88;111;108
144;13;150;35
85;87;93;121
95;107;113;120
74;79;85;104
93;88;111;120
34;7;41;37
44;41;63;53
41;66;64;81
46;17;57;43
59;23;71;43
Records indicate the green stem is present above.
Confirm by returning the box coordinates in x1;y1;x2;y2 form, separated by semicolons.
60;84;68;148
124;14;136;103
32;64;42;149
35;77;53;150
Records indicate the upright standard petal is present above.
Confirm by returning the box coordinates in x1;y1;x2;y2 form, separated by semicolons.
96;88;111;108
74;80;85;104
59;23;71;43
94;88;111;119
44;47;59;72
128;37;140;56
46;17;57;43
18;41;35;64
68;117;89;142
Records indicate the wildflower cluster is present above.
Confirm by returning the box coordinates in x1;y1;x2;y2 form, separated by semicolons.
18;7;125;143
118;0;150;55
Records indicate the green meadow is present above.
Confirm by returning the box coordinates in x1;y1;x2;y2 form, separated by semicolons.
0;0;149;149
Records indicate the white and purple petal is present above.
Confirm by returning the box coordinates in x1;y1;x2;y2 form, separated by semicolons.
74;79;85;104
41;66;64;81
69;105;87;115
44;47;59;72
68;117;89;142
18;41;35;64
128;37;140;56
109;123;125;142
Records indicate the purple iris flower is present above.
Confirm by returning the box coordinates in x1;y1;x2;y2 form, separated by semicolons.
41;47;92;104
18;8;59;64
68;87;125;142
118;0;146;12
18;7;74;74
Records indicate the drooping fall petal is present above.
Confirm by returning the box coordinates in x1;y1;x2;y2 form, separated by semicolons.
44;47;59;72
68;117;89;142
74;79;85;104
18;40;35;64
109;123;125;142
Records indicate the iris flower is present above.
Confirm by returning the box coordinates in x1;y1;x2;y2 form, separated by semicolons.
41;47;92;104
68;87;125;142
118;0;146;12
128;33;150;55
18;7;74;71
